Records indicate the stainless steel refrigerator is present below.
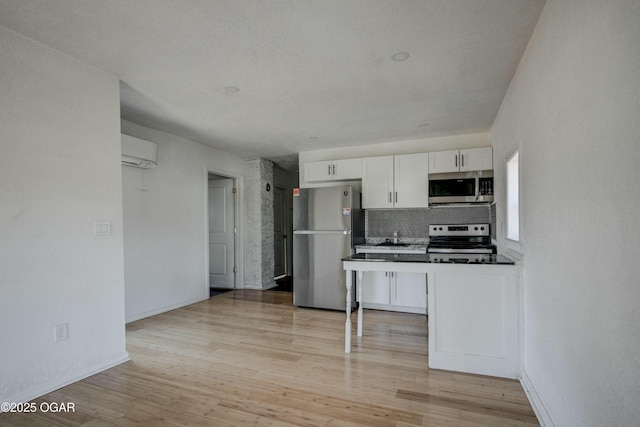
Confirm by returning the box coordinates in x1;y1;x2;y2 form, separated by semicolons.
293;186;364;310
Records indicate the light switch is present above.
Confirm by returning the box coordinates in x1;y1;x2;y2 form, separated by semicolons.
94;221;111;236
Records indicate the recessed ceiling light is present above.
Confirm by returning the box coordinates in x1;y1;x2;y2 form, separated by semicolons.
224;86;240;93
391;51;410;62
418;122;430;127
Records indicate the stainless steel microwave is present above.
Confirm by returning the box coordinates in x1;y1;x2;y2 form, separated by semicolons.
428;171;494;205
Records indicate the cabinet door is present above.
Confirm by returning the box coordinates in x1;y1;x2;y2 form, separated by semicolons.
362;156;394;208
394;153;429;208
359;271;390;305
332;158;362;180
428;150;460;173
460;147;493;172
391;272;427;309
304;160;333;182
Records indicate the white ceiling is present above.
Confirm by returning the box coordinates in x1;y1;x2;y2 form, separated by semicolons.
0;0;545;170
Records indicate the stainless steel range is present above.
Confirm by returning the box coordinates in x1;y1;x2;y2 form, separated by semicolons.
428;223;497;264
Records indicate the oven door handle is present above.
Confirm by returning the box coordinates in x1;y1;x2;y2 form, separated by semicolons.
475;176;480;201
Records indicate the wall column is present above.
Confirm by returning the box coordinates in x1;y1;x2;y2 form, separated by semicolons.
244;159;275;289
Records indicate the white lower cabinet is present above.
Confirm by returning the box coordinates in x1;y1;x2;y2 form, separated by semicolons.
391;272;427;309
360;271;389;305
357;270;427;314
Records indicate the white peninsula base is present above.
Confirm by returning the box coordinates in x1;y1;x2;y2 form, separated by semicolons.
343;259;521;379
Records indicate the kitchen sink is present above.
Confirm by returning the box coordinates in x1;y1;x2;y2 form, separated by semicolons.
374;242;409;247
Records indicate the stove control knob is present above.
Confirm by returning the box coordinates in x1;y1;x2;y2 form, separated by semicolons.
474;226;478;230
481;226;485;230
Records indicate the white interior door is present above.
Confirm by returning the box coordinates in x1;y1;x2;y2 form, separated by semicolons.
208;177;235;289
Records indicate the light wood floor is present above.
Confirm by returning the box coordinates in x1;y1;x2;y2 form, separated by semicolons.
1;290;539;426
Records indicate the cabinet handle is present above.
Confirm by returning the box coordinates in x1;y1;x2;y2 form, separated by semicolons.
455;154;458;168
475;176;480;201
388;192;392;203
332;164;336;175
385;272;388;277
328;165;331;175
461;154;465;167
395;192;398;203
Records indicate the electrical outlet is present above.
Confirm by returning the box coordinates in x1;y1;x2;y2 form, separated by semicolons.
94;220;111;236
55;323;68;342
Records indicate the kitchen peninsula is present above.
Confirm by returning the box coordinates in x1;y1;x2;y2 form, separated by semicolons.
342;253;520;379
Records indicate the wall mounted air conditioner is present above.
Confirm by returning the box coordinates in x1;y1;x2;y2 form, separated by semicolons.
121;134;158;168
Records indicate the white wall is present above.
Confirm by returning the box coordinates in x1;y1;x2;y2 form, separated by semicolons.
298;132;490;188
0;26;129;403
490;1;640;425
121;120;247;322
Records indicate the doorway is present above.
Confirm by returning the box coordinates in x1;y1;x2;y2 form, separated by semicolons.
208;173;236;290
273;185;293;292
274;186;287;280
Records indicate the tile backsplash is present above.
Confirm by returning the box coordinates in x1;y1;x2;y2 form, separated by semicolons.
366;204;496;242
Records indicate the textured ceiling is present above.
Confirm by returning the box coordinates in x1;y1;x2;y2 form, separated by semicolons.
0;0;545;170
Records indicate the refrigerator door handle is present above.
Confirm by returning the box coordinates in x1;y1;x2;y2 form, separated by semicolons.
293;230;352;235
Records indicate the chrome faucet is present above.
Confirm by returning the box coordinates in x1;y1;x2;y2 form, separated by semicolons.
393;231;399;244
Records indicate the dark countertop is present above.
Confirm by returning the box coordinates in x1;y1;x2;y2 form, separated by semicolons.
343;253;515;265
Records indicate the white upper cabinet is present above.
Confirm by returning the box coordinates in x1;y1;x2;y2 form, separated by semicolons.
332;158;362;180
362;153;429;209
428;150;459;173
394;153;429;208
460;147;493;172
429;147;493;173
362;156;394;208
304;160;333;181
304;158;362;182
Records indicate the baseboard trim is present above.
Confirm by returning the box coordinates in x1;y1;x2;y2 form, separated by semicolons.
520;370;555;427
244;283;277;290
1;352;130;411
126;296;208;323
